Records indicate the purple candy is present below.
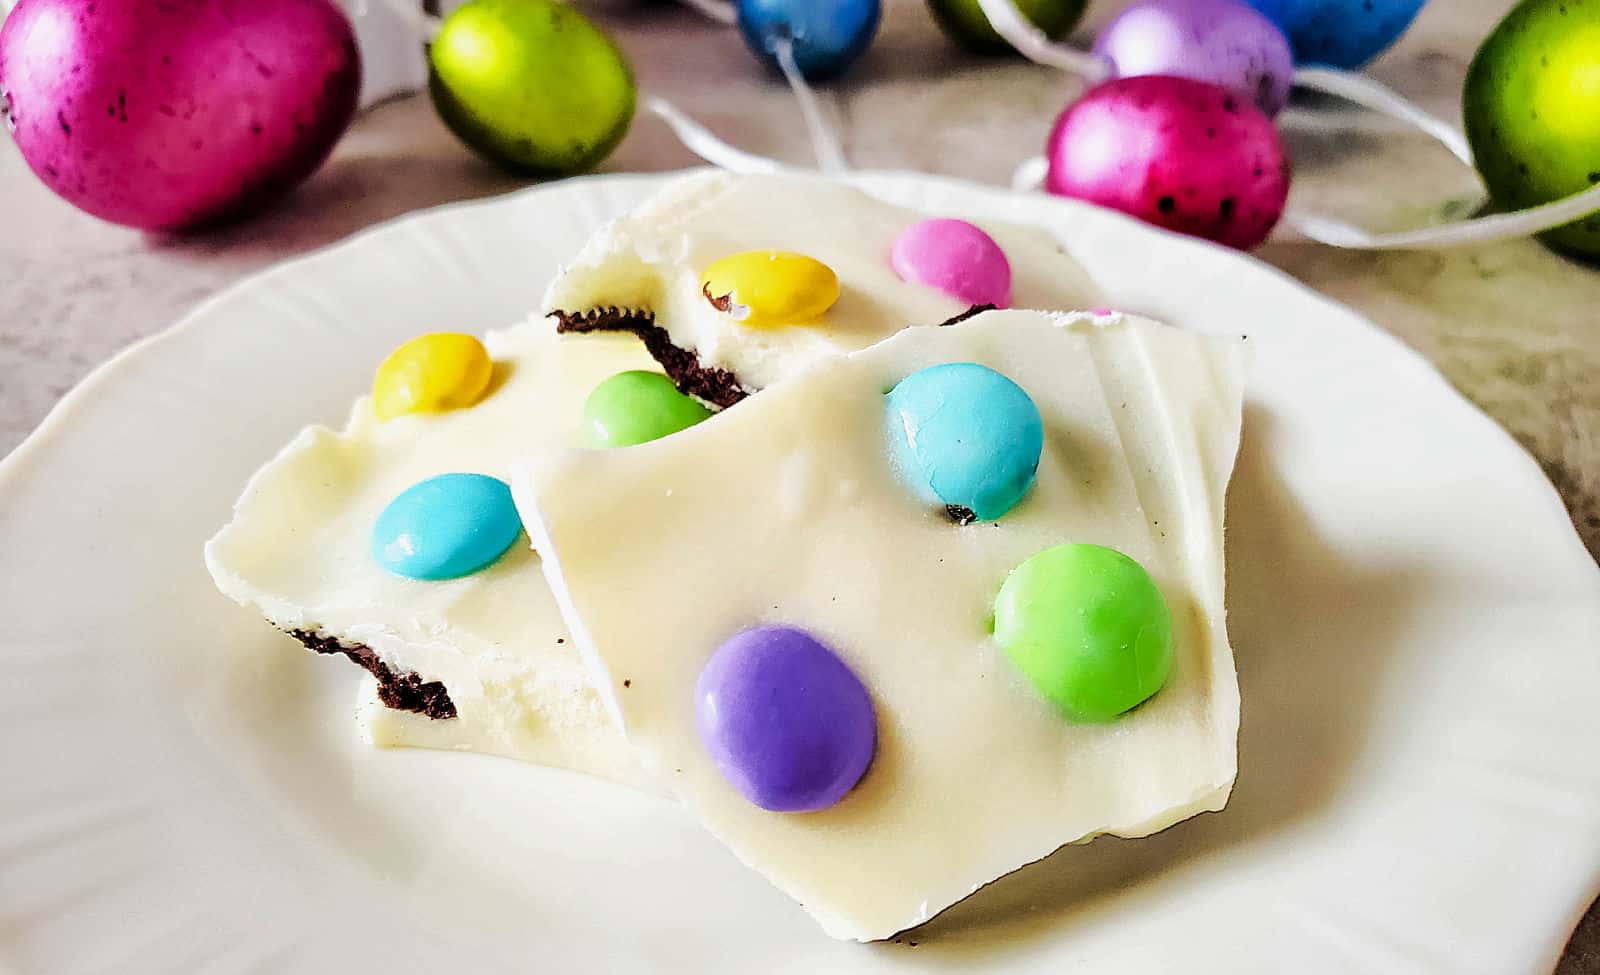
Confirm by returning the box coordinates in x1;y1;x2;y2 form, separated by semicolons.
695;625;876;813
1093;0;1294;116
890;218;1013;308
1045;75;1291;251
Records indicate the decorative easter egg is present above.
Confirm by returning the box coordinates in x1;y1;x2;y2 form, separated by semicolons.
885;362;1043;522
701;251;841;325
1094;0;1294;116
926;0;1088;56
993;544;1173;721
696;625;877;812
372;333;494;421
1045;75;1291;250
429;0;636;175
1244;0;1426;69
737;0;881;81
1463;0;1600;260
371;473;522;581
891;218;1013;307
583;371;714;448
0;0;359;231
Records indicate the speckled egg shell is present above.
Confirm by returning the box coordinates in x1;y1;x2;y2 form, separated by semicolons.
1045;75;1291;250
1245;0;1426;69
1463;0;1600;261
0;0;360;231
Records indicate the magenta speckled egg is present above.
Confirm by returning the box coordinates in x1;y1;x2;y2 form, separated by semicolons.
1045;75;1290;250
0;0;360;232
1092;0;1294;116
890;218;1012;308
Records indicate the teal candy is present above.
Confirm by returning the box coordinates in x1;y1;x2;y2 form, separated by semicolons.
371;473;523;581
884;362;1044;521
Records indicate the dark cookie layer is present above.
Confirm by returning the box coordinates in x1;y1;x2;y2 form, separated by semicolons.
287;628;458;720
554;307;750;409
935;303;996;328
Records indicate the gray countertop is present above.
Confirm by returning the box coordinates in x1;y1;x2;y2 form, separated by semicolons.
2;0;1596;967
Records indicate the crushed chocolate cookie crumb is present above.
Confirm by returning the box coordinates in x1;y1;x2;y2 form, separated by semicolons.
702;282;734;313
945;504;977;525
935;303;996;328
554;306;750;408
287;628;457;720
623;679;632;688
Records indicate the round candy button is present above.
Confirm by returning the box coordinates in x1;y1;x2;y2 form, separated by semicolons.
372;333;494;421
885;362;1043;522
700;251;841;327
695;625;876;812
890;218;1013;308
993;544;1173;721
371;473;522;581
583;371;713;448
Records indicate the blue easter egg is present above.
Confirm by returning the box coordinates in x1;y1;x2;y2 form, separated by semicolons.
1245;0;1426;68
885;362;1044;522
371;473;523;580
736;0;881;81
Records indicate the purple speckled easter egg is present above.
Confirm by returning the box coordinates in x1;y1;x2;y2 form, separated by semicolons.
1045;75;1290;250
890;218;1012;308
0;0;360;231
695;625;876;813
1093;0;1294;116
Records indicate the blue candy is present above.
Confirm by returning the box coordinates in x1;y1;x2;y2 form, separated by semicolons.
1245;0;1426;69
884;362;1043;522
736;0;881;81
371;473;522;581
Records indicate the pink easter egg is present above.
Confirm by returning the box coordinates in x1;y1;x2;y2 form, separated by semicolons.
0;0;360;232
1045;75;1290;250
890;218;1012;308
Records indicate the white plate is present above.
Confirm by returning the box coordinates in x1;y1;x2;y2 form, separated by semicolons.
2;171;1598;975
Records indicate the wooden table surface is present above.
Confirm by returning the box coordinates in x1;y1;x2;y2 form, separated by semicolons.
2;0;1596;968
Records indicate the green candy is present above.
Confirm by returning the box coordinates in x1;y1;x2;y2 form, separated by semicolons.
1463;0;1600;260
993;544;1173;722
927;0;1087;55
429;0;636;176
583;371;713;449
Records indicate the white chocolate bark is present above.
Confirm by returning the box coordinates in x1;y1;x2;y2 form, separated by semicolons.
514;311;1245;941
543;171;1103;391
205;323;655;789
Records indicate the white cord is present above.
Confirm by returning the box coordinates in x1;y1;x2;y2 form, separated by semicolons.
971;0;1111;79
1012;155;1048;192
1289;181;1600;249
1291;66;1472;166
675;0;739;25
366;0;443;41
772;36;850;175
644;96;787;173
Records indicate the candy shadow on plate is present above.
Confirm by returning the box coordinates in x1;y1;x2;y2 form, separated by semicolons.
890;402;1428;952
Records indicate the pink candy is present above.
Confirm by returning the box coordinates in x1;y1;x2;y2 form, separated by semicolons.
1045;75;1290;251
890;218;1013;308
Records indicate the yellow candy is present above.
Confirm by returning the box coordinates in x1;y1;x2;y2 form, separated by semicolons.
372;333;494;420
700;251;840;327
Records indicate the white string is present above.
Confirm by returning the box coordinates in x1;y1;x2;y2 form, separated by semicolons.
772;36;850;175
1290;67;1472;166
1012;155;1048;192
1289;180;1600;249
367;0;443;41
971;0;1111;79
675;0;739;24
643;96;787;173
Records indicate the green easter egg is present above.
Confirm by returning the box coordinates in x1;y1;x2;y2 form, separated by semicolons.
429;0;636;175
583;371;713;448
927;0;1086;55
993;543;1173;722
1463;0;1600;260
